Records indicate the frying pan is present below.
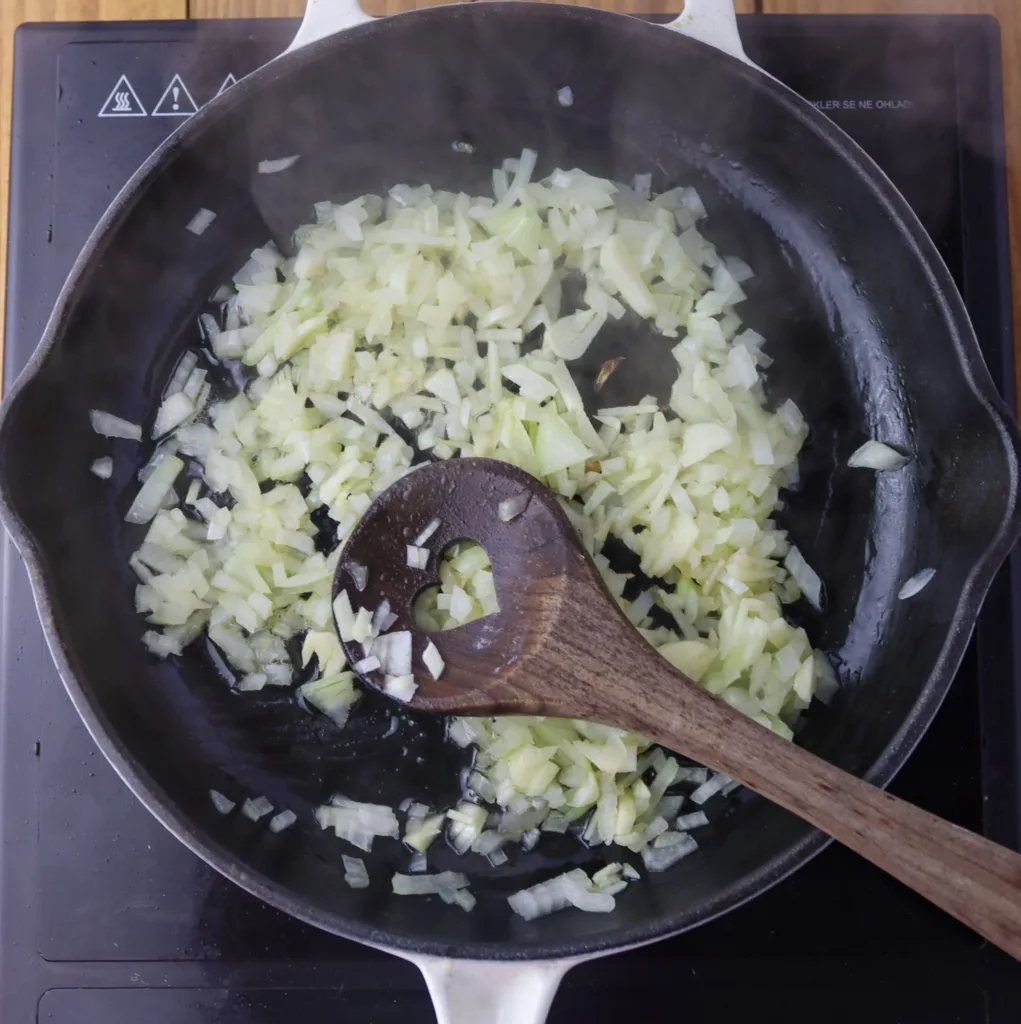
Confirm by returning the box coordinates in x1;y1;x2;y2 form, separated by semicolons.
0;1;1019;1020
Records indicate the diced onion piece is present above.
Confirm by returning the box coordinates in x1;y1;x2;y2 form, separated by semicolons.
690;773;731;806
90;409;141;440
125;455;184;525
405;812;445;853
680;423;731;468
813;651;841;704
374;631;412;676
409;853;428;872
342;855;370;889
508;867;617;921
413;517;442;546
152;391;196;439
317;796;399;852
600;235;657;318
209;789;235;814
90;457;113;479
785;545;823;611
384;674;418;702
498;492;530;522
407;545;430;569
269;809;297;833
641;831;697;872
333;591;356;641
371;599;392;636
392;871;470;895
241;796;274;821
676;811;710;831
556;86;574;107
547;308;606;360
422;641;445;680
353;656;381;674
258;155;301;174
186;208;216;235
898;567;936;600
347;561;369;592
847;440;910;471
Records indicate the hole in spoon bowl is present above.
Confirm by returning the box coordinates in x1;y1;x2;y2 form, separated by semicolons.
413;541;501;632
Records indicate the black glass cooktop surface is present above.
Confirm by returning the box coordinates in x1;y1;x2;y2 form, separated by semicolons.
3;13;1021;1023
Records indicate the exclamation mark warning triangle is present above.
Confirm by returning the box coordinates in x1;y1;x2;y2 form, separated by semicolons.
98;74;147;117
152;74;199;117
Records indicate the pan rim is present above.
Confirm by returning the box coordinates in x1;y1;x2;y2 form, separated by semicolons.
0;2;1019;960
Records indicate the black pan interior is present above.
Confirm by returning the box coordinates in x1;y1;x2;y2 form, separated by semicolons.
0;4;1018;960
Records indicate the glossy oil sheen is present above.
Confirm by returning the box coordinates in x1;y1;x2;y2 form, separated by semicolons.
0;4;1018;960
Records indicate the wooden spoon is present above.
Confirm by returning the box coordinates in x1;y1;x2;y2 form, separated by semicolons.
336;457;1021;959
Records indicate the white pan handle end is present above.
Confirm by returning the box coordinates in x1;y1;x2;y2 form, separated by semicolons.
411;955;575;1024
667;0;753;67
287;0;375;52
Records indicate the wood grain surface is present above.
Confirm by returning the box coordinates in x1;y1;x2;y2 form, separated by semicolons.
0;0;1017;405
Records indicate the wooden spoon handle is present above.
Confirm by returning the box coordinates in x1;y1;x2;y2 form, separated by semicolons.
600;646;1021;960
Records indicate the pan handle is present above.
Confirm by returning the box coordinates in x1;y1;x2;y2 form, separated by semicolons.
287;0;374;52
408;954;576;1024
287;0;755;67
667;0;753;66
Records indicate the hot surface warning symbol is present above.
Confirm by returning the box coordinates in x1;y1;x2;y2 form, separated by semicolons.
152;74;199;117
98;75;147;118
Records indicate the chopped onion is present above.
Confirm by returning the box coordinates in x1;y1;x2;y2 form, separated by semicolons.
186;208;216;235
317;796;399;852
556;86;574;107
128;151;827;870
90;409;141;440
676;811;710;831
346;562;369;592
413;517;442;546
373;631;412;676
353;656;381;674
125;455;183;525
370;599;392;635
392;871;469;895
384;674;418;702
898;567;936;600
406;545;430;569
847;440;910;471
422;641;445;680
690;773;731;806
209;789;235;814
241;796;274;821
641;831;697;872
258;155;301;174
269;809;297;833
498;492;530;522
342;855;370;889
409;853;428;872
508;867;620;921
90;457;113;479
813;651;840;704
785;545;823;611
152;391;196;439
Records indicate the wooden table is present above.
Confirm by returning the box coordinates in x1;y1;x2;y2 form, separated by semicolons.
2;0;1019;405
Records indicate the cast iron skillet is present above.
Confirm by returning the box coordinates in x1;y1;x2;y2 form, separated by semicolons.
0;1;1019;1019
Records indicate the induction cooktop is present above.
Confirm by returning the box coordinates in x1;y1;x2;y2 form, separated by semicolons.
3;14;1021;1023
